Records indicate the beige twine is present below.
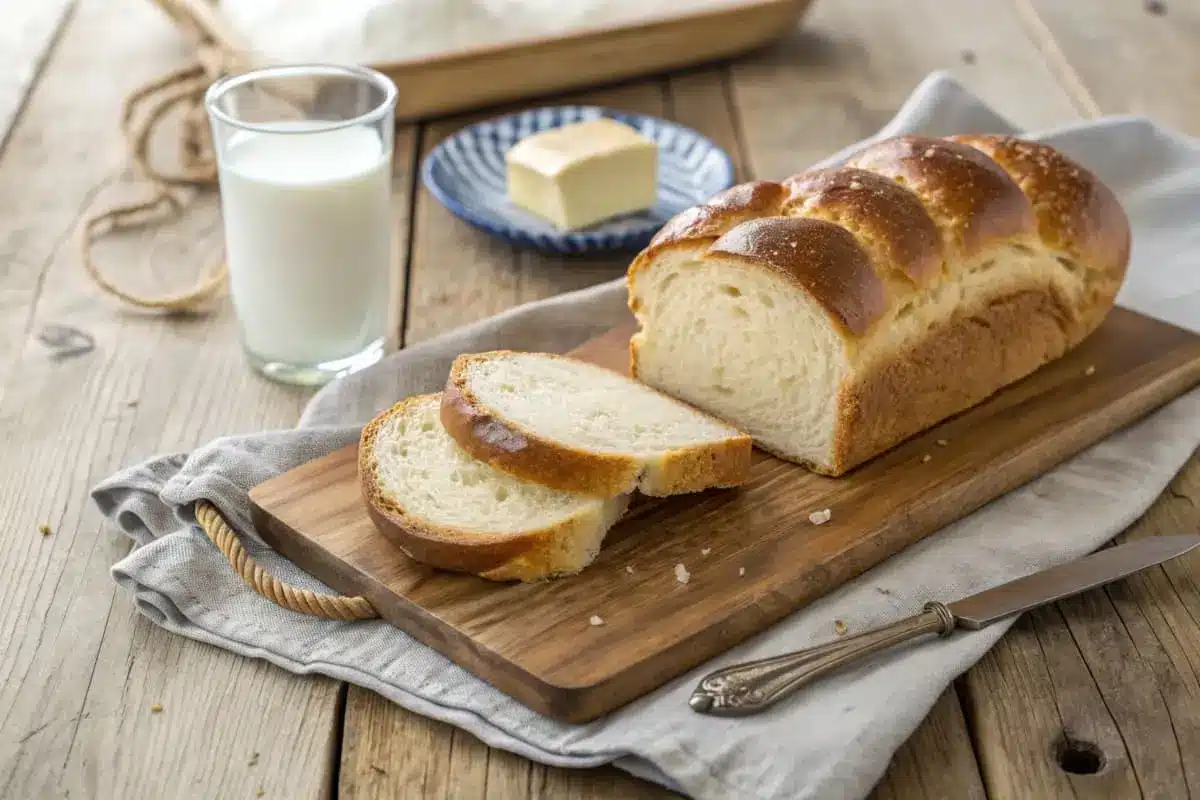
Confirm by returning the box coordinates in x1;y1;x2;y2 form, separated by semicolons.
195;501;379;621
80;0;252;313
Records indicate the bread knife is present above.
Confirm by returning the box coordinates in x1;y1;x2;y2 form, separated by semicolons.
689;535;1200;717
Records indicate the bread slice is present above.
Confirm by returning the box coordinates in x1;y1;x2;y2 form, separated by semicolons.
359;394;630;582
440;351;753;498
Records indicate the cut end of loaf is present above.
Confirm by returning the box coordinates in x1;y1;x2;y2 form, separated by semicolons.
627;134;1130;475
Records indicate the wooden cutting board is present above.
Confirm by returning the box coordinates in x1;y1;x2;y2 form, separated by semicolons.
249;307;1200;723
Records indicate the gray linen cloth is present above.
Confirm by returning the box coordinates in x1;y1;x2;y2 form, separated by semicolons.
93;73;1200;800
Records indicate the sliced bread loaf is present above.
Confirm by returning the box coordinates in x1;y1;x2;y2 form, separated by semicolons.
440;351;753;498
359;393;630;582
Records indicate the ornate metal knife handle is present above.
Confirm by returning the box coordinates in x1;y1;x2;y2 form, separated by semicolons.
689;602;956;716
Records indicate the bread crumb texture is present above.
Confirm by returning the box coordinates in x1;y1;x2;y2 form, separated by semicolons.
809;508;833;525
675;563;691;584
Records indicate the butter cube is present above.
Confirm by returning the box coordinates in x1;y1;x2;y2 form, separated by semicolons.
506;118;658;231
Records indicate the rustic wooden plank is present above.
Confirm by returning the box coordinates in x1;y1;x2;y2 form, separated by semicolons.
729;0;1080;180
871;688;987;800
0;0;76;153
340;689;676;799
0;0;416;798
1017;0;1200;132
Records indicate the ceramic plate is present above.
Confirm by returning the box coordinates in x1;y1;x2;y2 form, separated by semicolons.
420;106;736;254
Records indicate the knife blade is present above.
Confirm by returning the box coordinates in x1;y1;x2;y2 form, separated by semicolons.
950;534;1200;628
689;535;1200;716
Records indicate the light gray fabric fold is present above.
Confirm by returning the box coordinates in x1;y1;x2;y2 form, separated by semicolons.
92;72;1200;800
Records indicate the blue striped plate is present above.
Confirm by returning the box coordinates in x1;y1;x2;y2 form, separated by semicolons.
420;106;736;254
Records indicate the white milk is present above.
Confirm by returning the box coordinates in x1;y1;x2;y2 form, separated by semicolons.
218;123;392;366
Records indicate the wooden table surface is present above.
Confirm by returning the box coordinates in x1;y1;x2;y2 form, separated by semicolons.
2;0;1198;798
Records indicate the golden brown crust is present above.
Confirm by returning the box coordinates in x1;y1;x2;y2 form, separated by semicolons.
359;394;624;582
648;180;789;248
950;135;1131;277
441;351;753;497
826;282;1073;474
708;217;889;337
781;167;943;288
844;135;1037;263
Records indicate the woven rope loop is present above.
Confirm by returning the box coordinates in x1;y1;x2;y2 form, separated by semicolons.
194;500;378;621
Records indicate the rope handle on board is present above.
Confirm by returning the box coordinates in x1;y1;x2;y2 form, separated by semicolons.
194;500;379;621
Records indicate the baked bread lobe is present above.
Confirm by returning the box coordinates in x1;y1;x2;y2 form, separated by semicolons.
359;393;629;582
627;134;1130;475
441;351;752;498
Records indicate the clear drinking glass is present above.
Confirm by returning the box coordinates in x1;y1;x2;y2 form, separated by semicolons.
205;64;398;386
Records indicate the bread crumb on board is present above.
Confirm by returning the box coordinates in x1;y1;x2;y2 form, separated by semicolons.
738;567;746;577
936;438;949;447
701;548;711;556
809;508;832;525
38;523;52;536
589;615;604;627
625;565;634;575
921;454;932;463
675;563;691;584
834;620;848;636
1085;365;1096;376
150;703;163;714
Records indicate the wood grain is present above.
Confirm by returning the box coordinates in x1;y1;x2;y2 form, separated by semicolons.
727;0;1080;181
251;308;1200;723
1018;0;1200;132
0;0;75;152
340;688;677;799
872;688;987;800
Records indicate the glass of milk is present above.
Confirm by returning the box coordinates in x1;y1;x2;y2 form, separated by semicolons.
205;64;398;385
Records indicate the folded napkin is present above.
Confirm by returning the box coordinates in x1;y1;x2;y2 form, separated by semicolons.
93;73;1200;800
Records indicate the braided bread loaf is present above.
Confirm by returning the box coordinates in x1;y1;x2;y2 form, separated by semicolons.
626;134;1130;476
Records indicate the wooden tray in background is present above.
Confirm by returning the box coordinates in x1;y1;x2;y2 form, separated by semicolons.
166;0;812;121
376;0;813;121
249;308;1200;723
